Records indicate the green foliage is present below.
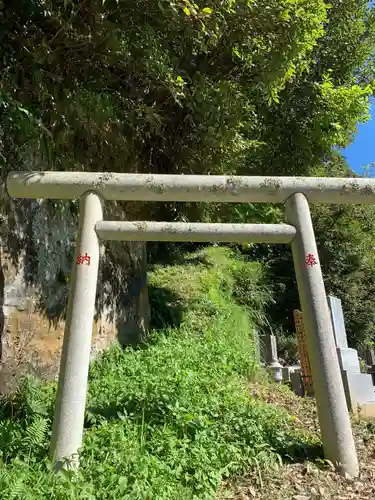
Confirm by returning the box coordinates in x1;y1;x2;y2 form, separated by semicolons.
308;158;375;347
1;0;375;488
312;204;375;346
312;75;371;149
311;156;375;342
148;246;274;331
0;377;54;462
0;248;319;499
250;0;375;176
0;0;329;182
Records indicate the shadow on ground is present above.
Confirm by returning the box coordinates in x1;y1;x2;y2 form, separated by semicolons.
148;284;185;330
147;241;214;268
275;440;324;463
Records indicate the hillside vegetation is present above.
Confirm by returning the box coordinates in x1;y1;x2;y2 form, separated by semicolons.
0;247;319;499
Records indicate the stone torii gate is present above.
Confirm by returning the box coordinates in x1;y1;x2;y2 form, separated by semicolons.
7;171;375;478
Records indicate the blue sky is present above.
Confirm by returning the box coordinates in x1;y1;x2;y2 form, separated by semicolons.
341;98;374;176
335;0;374;176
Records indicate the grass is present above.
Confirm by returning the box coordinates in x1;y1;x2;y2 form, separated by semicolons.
0;247;319;499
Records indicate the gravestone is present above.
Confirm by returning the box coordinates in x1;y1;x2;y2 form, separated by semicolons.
327;295;375;412
290;371;304;397
282;366;294;382
259;334;283;382
336;347;361;374
328;295;348;348
259;334;278;363
341;371;375;412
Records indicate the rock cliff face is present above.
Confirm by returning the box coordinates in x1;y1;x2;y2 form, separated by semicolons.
0;249;117;394
0;198;150;394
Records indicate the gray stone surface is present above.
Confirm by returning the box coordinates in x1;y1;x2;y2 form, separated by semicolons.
287;196;358;478
253;329;261;362
337;347;361;374
328;295;348;348
259;334;278;363
1;199;150;349
282;366;294;382
366;349;375;366
50;193;103;469
341;371;375;412
290;371;304;397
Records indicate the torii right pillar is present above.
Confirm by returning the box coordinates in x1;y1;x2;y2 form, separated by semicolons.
286;193;358;478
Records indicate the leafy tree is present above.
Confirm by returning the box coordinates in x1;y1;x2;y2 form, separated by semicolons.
0;0;329;181
244;0;375;177
1;0;373;206
227;1;375;347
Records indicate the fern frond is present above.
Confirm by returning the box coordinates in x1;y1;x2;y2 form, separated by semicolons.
22;417;48;450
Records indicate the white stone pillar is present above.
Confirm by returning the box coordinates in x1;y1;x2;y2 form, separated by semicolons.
49;191;103;469
286;193;358;478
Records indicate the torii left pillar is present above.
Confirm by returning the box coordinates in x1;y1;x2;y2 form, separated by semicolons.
49;191;103;470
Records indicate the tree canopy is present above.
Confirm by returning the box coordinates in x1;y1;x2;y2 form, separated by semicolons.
1;0;372;179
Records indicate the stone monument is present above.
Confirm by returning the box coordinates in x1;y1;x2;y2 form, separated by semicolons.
327;295;375;412
253;329;261;363
259;334;283;382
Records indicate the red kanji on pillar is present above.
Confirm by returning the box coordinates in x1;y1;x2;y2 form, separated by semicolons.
305;253;317;267
77;252;91;265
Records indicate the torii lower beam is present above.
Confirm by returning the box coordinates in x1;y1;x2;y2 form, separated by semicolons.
95;221;297;243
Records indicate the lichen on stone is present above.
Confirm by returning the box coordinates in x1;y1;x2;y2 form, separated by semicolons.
341;180;360;194
163;223;177;234
360;185;375;196
210;183;226;193
134;222;148;232
260;178;282;192
92;172;115;189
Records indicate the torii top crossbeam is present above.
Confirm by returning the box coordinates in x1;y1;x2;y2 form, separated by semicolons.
6;171;375;204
